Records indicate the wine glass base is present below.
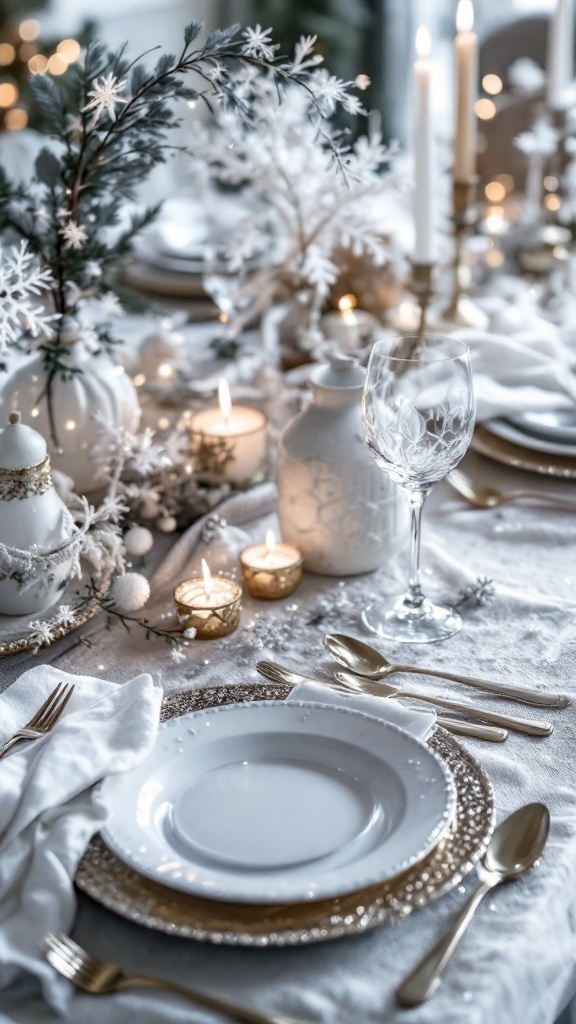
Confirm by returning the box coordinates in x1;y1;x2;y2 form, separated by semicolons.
361;598;462;644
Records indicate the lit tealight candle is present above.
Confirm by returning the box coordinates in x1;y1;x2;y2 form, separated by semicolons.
174;558;242;638
189;379;268;488
240;530;303;600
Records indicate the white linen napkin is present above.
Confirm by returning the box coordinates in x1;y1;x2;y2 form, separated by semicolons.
454;320;576;422
288;681;436;741
0;665;162;1011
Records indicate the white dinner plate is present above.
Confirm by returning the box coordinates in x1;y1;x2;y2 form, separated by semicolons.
98;701;455;904
508;409;576;445
486;418;576;457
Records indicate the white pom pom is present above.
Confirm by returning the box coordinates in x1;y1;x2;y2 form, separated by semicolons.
110;572;151;612
124;525;154;556
157;515;177;533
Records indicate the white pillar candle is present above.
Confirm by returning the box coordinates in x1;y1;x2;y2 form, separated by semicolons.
190;379;268;487
454;0;478;183
547;0;575;111
413;25;435;264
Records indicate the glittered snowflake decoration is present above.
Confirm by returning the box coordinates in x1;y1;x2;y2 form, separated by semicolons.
0;241;59;350
82;73;128;122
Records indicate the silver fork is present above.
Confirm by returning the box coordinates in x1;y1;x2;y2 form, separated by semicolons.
45;933;312;1024
0;682;75;760
448;468;576;510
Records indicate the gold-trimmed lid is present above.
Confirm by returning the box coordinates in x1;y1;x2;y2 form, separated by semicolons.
0;411;47;471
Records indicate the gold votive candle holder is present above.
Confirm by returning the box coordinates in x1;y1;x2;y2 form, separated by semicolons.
240;534;303;600
174;574;242;639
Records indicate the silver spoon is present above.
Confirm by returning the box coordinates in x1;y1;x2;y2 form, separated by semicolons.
396;802;550;1006
325;633;569;708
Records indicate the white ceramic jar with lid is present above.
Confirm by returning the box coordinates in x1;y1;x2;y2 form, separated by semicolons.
0;411;75;615
276;355;405;575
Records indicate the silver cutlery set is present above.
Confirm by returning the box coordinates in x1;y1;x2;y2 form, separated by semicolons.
257;630;569;743
3;630;562;1018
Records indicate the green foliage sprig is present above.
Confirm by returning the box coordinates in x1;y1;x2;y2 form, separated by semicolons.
0;22;326;377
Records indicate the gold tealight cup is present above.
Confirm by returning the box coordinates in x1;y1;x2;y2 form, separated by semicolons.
240;531;303;600
174;560;242;639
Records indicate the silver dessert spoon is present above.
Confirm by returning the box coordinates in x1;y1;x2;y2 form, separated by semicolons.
325;633;569;708
396;802;550;1006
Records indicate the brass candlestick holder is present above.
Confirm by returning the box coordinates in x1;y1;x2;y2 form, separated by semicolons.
410;262;435;338
438;177;488;331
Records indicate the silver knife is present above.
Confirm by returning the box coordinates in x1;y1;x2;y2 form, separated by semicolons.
255;660;508;743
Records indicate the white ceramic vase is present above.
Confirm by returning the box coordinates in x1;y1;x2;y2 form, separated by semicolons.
0;412;75;615
277;356;405;576
0;339;140;495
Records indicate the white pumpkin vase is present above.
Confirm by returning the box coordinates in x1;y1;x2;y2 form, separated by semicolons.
277;356;405;576
0;336;140;495
0;411;75;615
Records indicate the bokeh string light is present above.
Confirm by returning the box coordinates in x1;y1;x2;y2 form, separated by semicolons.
0;14;82;131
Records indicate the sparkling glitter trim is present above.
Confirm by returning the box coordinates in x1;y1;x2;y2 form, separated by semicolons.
0;455;52;501
76;683;495;947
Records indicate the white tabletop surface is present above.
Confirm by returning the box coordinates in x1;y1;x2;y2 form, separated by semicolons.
1;261;576;1021
1;433;575;1024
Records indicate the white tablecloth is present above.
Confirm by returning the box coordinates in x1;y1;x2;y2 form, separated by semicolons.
1;448;576;1024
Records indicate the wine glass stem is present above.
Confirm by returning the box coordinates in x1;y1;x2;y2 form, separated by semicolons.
404;489;429;610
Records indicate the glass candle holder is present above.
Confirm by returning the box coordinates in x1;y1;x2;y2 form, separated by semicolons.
240;533;303;600
174;570;242;639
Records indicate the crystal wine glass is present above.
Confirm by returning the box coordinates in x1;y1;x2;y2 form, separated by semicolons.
361;334;475;643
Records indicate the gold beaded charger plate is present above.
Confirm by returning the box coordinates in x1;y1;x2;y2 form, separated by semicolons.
0;566;111;658
76;683;495;946
472;424;576;479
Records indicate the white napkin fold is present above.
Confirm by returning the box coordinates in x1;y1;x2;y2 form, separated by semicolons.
288;681;436;742
0;665;162;1011
454;320;576;422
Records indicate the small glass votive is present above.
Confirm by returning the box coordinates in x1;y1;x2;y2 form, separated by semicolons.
240;531;303;600
174;561;242;639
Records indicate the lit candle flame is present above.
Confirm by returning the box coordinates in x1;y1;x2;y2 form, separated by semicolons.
218;378;232;422
265;529;276;553
415;25;431;59
456;0;474;33
201;558;213;599
338;294;357;313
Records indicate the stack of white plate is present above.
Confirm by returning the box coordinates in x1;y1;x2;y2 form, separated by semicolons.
488;410;576;458
474;408;576;477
